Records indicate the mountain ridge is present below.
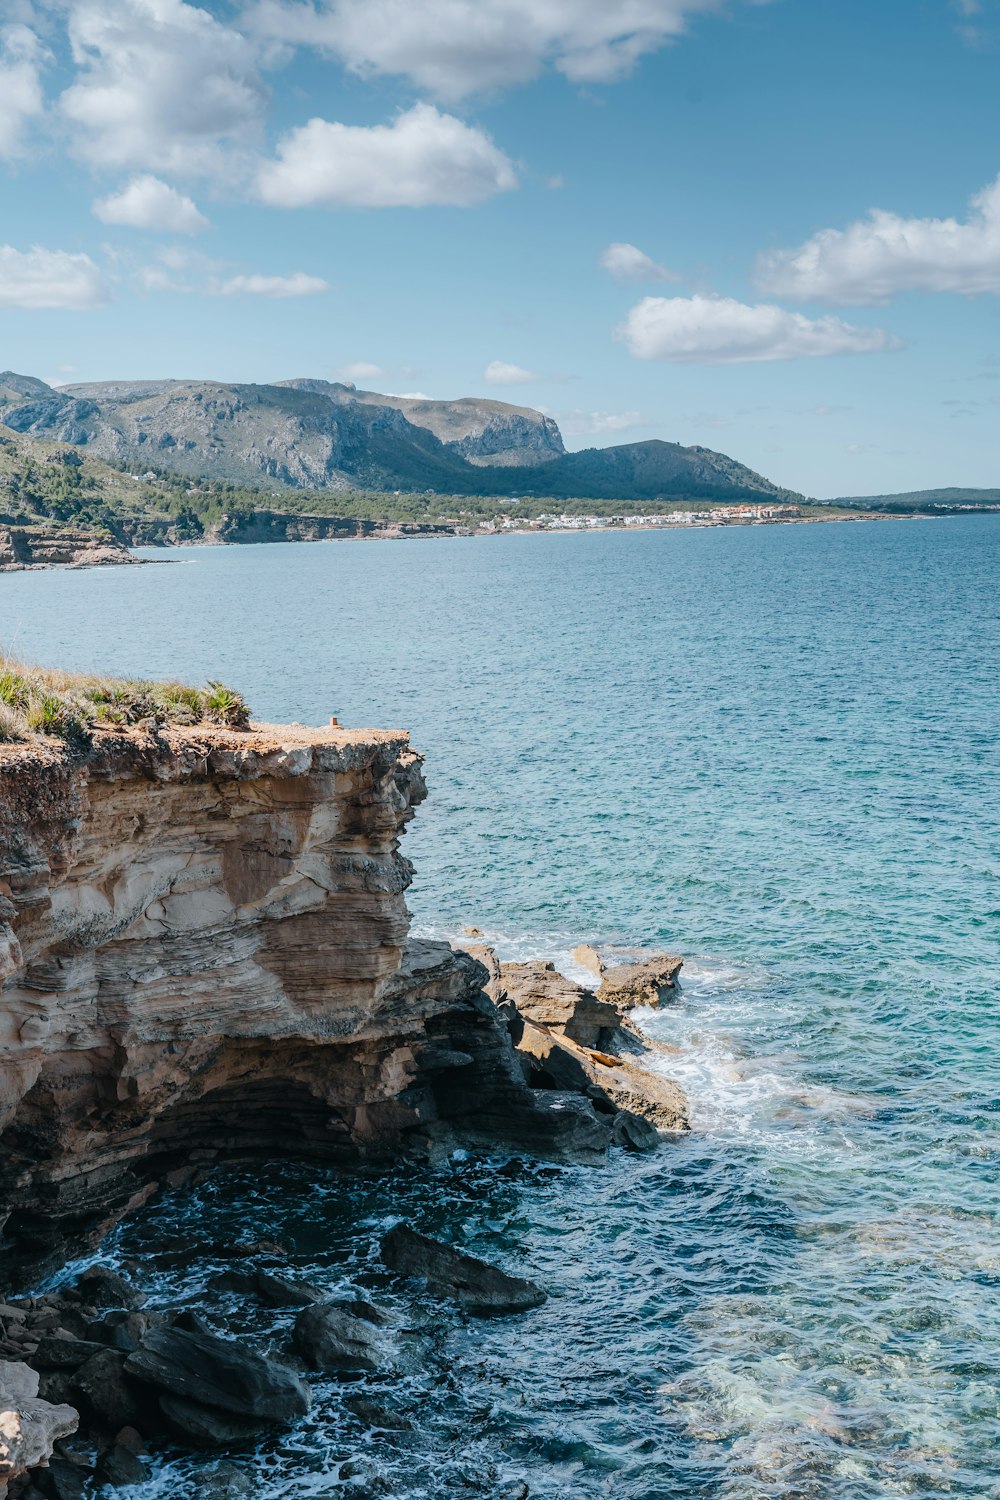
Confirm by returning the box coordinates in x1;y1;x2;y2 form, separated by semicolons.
0;371;802;504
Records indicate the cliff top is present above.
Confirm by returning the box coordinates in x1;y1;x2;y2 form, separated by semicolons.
0;660;407;761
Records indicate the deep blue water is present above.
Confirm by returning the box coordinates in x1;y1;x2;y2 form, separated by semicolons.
4;516;999;1498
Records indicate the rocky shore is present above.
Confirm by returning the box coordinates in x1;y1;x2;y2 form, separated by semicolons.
0;526;137;573
0;719;688;1493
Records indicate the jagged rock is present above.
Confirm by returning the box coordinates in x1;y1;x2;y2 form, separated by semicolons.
0;726;611;1285
157;1394;262;1447
30;1336;107;1372
74;1268;144;1311
571;944;605;976
94;1441;151;1488
344;1395;413;1430
597;955;684;1011
0;525;137;574
208;1270;324;1308
72;1350;150;1433
497;961;619;1048
381;1225;546;1317
124;1325;311;1424
197;1462;257;1499
514;1021;688;1134
0;1361;78;1492
292;1303;391;1373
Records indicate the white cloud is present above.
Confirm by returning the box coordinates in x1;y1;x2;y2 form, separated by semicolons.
338;361;384;382
617;295;900;363
0;23;45;160
756;174;1000;304
484;359;537;384
0;245;110;309
215;271;329;296
562;409;643;435
93;174;210;233
243;0;741;100
388;390;432;399
61;0;266;175
258;103;517;208
599;241;679;283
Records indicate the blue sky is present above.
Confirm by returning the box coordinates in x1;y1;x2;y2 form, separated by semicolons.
1;0;998;498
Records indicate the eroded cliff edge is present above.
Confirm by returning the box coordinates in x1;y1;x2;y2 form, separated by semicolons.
0;723;615;1286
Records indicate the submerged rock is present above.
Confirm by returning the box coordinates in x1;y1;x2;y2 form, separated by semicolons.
381;1225;546;1316
292;1303;391;1374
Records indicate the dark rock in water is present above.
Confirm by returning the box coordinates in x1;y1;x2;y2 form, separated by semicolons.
380;1225;546;1316
338;1299;393;1327
344;1394;413;1431
207;1269;324;1306
253;1271;326;1308
72;1348;150;1432
33;1457;86;1500
124;1325;311;1423
31;1335;107;1371
158;1393;263;1447
292;1303;389;1373
94;1441;151;1487
74;1268;144;1311
611;1110;661;1152
198;1461;257;1499
85;1310;151;1353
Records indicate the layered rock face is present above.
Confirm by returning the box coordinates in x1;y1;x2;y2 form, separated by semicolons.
0;526;135;572
0;725;614;1286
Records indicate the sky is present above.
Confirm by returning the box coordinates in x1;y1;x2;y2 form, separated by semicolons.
1;0;999;499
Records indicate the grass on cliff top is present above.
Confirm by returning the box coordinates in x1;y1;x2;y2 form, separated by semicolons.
0;657;251;747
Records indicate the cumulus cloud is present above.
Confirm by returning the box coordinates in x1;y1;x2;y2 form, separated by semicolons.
93;175;210;233
484;360;537;384
61;0;266;174
599;242;679;283
756;174;1000;304
0;245;110;309
215;271;329;296
338;361;385;382
562;409;643;435
243;0;737;100
617;295;900;363
0;23;45;159
258;103;516;208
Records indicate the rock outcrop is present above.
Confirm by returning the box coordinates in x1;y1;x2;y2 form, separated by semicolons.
0;1359;78;1492
0;525;136;572
0;723;620;1285
474;952;689;1135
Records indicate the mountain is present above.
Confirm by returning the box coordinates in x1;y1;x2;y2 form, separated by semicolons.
830;487;1000;510
0;372;801;504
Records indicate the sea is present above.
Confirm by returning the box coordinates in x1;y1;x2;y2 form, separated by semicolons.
3;515;999;1499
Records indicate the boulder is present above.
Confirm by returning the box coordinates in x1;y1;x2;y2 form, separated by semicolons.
197;1462;256;1499
73;1268;144;1311
571;944;605;976
515;1020;688;1133
292;1304;390;1374
158;1394;262;1447
124;1325;311;1424
0;1361;79;1492
381;1225;546;1316
498;962;619;1048
94;1441;151;1488
597;955;683;1012
30;1337;107;1372
72;1349;150;1432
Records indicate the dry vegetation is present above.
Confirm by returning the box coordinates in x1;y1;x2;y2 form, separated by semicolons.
0;657;250;747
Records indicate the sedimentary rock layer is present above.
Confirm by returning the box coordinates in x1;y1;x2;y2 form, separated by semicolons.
0;525;136;572
0;725;607;1285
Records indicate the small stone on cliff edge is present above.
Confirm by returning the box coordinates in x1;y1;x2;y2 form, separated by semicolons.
381;1225;546;1316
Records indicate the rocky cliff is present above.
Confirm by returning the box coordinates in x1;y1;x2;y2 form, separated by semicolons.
0;526;136;572
0;724;623;1286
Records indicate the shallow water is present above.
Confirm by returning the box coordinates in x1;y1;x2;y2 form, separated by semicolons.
4;517;1000;1497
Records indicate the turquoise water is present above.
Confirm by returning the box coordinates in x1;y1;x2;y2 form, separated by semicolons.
4;517;1000;1497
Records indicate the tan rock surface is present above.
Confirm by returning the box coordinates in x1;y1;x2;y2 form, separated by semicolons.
0;726;610;1283
0;1359;78;1491
597;954;684;1011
